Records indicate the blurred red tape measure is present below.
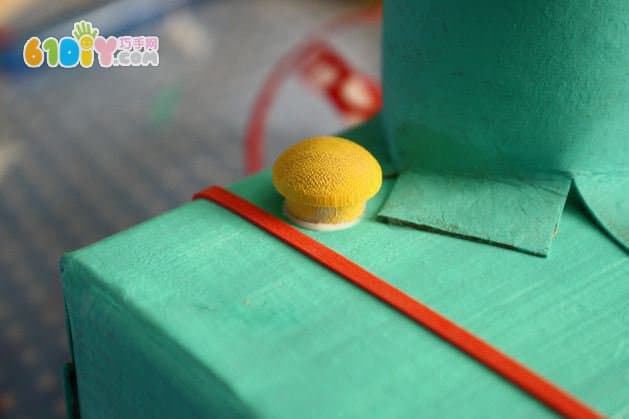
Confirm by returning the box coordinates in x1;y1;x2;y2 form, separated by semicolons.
243;5;383;174
298;41;381;124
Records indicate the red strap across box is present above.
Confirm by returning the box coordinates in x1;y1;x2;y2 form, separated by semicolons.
194;185;603;419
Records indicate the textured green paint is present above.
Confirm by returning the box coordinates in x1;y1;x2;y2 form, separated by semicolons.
380;1;629;251
62;173;629;419
379;170;572;256
574;174;629;252
62;254;255;419
383;0;629;173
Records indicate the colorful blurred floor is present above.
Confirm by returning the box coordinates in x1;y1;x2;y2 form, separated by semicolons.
0;1;379;417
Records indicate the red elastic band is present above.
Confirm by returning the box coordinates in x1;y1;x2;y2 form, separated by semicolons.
194;186;604;419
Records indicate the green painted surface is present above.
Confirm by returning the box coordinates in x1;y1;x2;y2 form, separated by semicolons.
382;0;629;174
380;1;629;251
574;174;629;253
62;171;629;419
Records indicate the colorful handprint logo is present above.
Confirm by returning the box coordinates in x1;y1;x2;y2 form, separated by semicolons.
23;20;159;69
72;21;99;67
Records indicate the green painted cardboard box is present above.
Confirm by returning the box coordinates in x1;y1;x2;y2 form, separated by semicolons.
61;2;629;418
60;127;629;418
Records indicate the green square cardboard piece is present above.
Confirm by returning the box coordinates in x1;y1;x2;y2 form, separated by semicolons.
379;170;572;256
62;134;629;417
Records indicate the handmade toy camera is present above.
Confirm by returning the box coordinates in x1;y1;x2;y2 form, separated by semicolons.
61;2;628;418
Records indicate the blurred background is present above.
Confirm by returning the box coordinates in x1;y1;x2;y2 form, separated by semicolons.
0;1;380;417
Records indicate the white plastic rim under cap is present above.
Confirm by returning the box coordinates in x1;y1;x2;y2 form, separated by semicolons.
282;203;363;231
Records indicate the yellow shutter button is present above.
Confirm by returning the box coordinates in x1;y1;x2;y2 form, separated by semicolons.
272;136;382;231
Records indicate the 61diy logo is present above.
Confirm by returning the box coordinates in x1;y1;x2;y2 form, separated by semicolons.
23;21;159;68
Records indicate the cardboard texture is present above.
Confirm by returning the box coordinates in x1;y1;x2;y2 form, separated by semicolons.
574;174;629;252
381;1;629;254
379;170;572;256
61;124;629;418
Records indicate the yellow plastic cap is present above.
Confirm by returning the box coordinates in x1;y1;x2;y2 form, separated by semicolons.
272;136;382;208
